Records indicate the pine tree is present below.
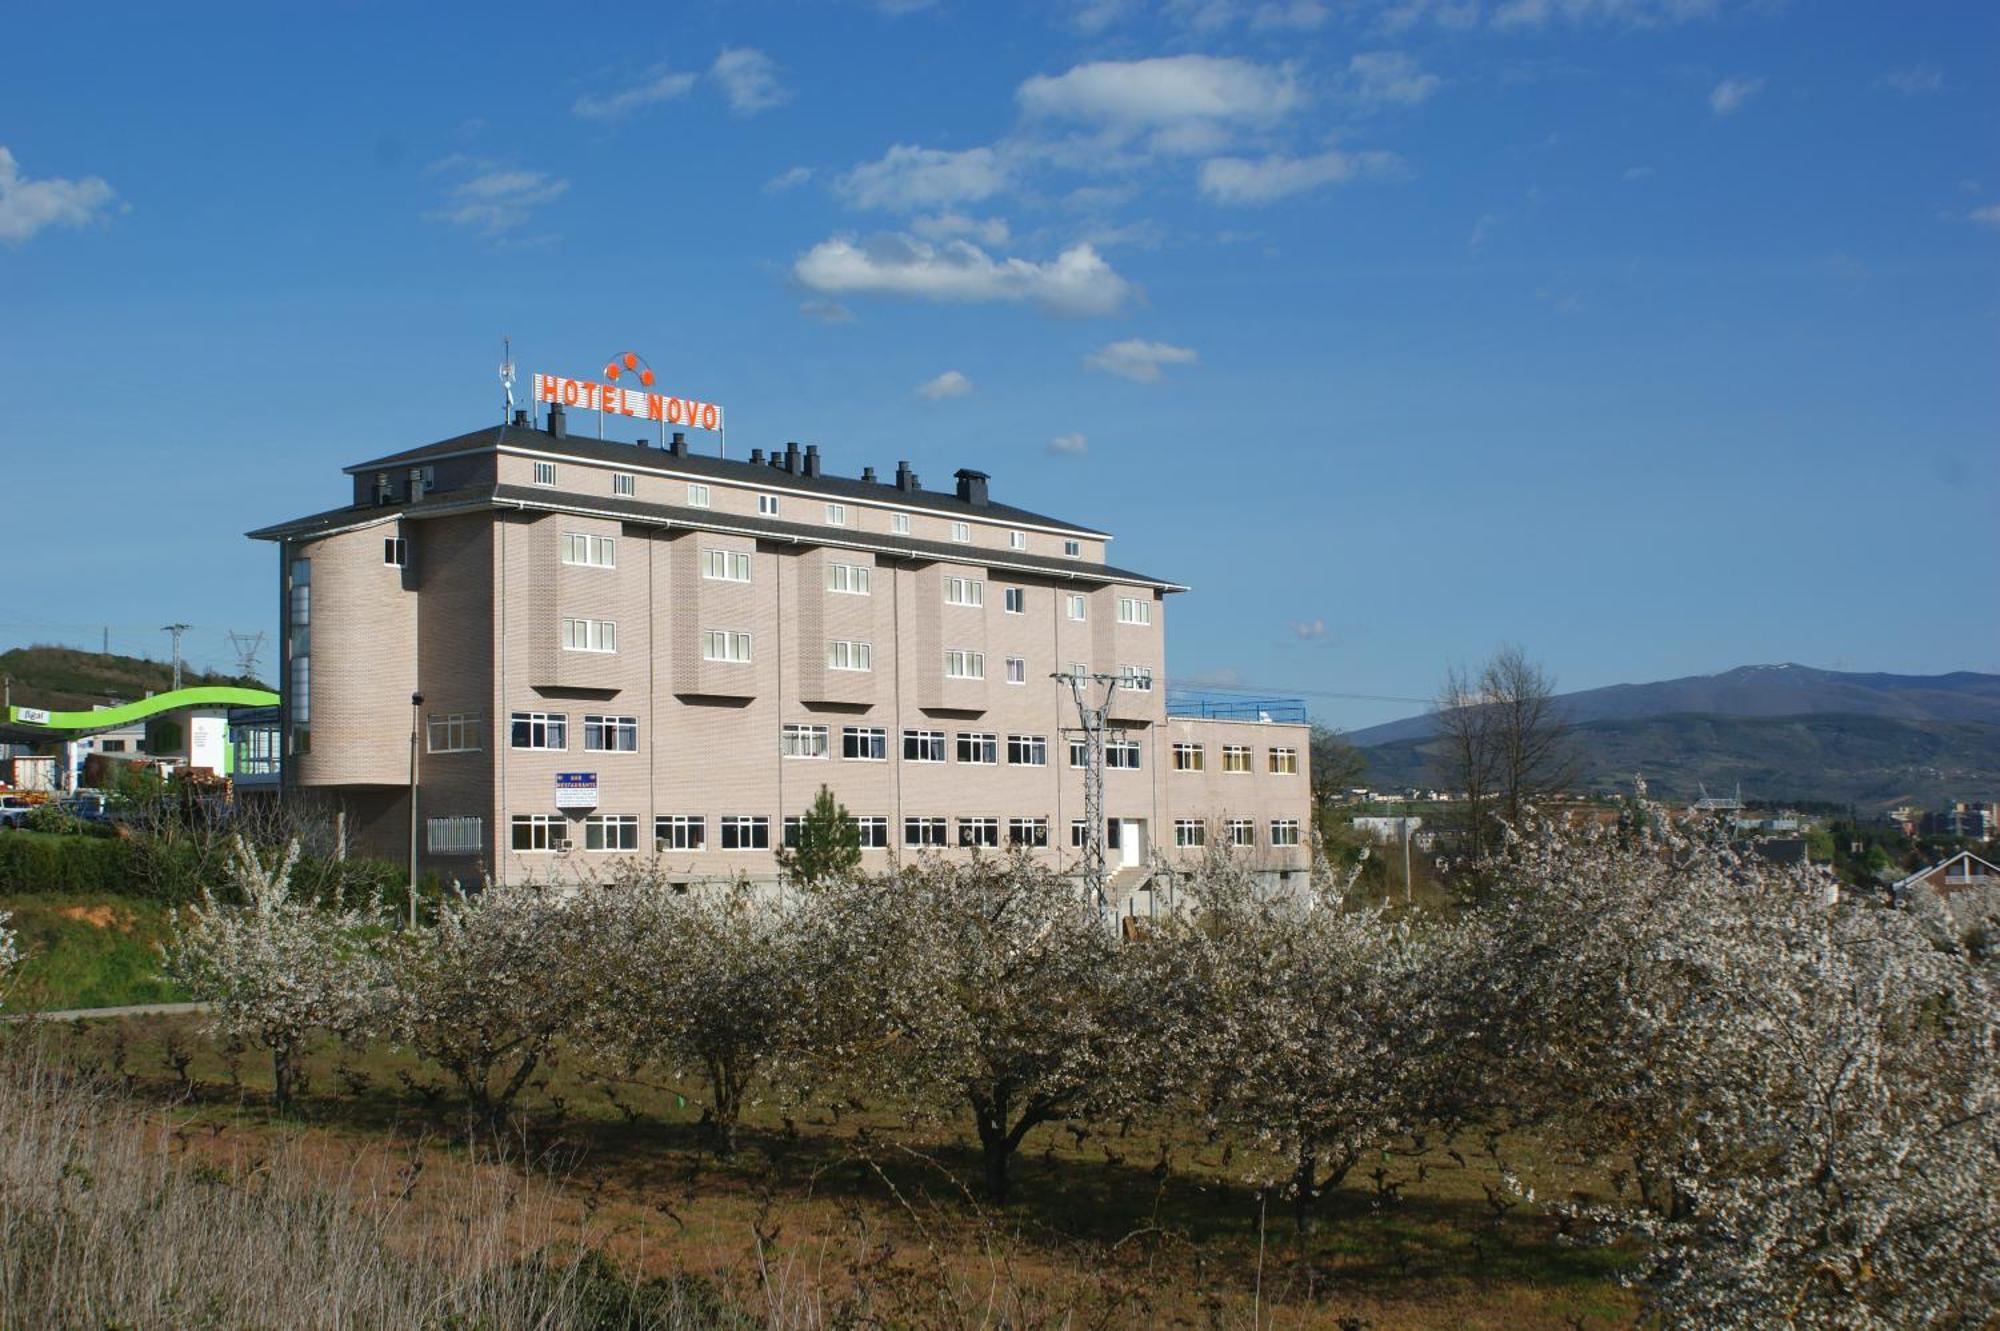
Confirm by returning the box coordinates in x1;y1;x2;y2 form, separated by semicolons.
776;785;862;889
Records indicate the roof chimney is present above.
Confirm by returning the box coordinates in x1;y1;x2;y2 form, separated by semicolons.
895;460;918;493
749;447;765;465
954;468;990;507
512;408;529;427
548;403;567;439
784;441;802;474
804;444;822;478
669;431;687;457
861;466;876;484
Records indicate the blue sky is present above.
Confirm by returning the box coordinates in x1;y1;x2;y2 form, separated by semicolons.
2;0;1995;729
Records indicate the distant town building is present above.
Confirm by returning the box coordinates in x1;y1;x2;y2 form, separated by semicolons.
1926;801;1998;842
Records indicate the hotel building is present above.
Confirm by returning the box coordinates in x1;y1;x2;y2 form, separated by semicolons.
249;405;1311;896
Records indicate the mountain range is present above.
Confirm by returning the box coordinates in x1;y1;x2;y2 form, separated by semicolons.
1348;664;2000;810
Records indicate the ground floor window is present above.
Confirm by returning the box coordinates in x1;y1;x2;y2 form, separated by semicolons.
1008;817;1048;848
426;816;482;854
905;817;948;847
958;817;1000;848
719;816;770;850
584;815;639;851
655;815;705;850
854;816;890;849
1227;819;1255;847
1270;819;1301;847
1174;819;1206;848
511;814;563;852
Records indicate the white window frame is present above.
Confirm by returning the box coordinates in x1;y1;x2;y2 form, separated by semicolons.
703;630;752;663
1063;539;1080;558
1223;745;1253;774
582;714;638;753
1172;742;1204;772
1118;665;1154;693
701;548;751;582
612;472;635;496
509;711;567;750
854;815;890;849
427;713;483;754
944;649;985;680
532;461;556;487
1117;596;1152;626
1174;819;1206;848
945;576;983;607
511;813;564;852
1070;819;1089;847
1228;818;1256;847
842;726;887;761
584;814;640;852
1006;656;1026;685
1009;531;1025;550
1271;819;1302;847
955;732;998;765
757;494;779;516
890;512;910;535
719;815;771;850
1269;747;1299;775
562;618;617;653
825;502;847;525
1008;734;1047;766
826;639;872;672
655;815;706;851
562;532;616;568
904;816;949;848
827;562;872;595
1003;586;1025;615
1066;594;1087;622
1008;817;1049;848
383;537;407;568
687;483;711;508
1107;737;1142;769
782;723;830;759
426;816;483;854
957;816;1000;848
903;729;946;763
951;521;971;543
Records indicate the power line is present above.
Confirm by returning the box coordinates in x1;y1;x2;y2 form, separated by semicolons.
1167;678;1432;707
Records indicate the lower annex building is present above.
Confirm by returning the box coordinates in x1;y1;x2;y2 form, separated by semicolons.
249;403;1312;895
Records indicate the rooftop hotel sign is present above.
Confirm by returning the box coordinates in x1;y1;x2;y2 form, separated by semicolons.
533;353;723;433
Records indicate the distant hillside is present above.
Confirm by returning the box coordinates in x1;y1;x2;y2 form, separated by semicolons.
1360;711;2000;811
1347;664;2000;748
0;645;266;713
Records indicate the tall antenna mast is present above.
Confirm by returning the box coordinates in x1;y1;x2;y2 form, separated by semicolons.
1057;669;1123;913
161;623;190;691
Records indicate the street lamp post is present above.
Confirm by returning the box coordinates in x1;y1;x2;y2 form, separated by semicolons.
408;692;423;930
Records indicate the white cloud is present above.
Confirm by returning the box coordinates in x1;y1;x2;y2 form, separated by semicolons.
875;0;938;12
764;166;813;194
910;211;1011;246
1344;51;1441;107
1708;76;1763;117
916;369;973;399
1881;64;1944;95
0;147;117;244
1970;204;2000;231
1199;148;1399;205
798;299;855;323
1017;56;1303;137
837;144;1010;212
1085;338;1199;383
427;165;569;234
1290;618;1328;640
793;234;1133;316
1252;1;1331;30
1048;432;1089;455
1493;0;1726;27
572;67;697;120
712;48;790;114
1622;164;1655;181
1468;210;1501;249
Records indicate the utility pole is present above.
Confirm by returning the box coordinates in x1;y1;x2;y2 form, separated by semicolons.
408;691;424;930
226;630;266;680
1056;669;1123;913
161;624;190;691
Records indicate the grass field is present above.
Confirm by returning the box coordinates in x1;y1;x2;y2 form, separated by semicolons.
1;893;182;1010
27;1012;1641;1329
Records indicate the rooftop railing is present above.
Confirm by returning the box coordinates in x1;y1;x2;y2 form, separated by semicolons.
1165;693;1308;724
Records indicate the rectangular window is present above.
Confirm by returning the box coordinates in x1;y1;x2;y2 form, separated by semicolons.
951;521;971;543
1009;530;1025;550
842;726;887;761
944;649;985;680
1271;820;1302;847
687;483;710;508
758;494;779;516
1003;586;1024;614
1118;665;1154;692
825;639;872;672
702;548;751;582
384;537;407;567
533;461;556;487
562;533;616;568
1174;819;1206;848
1006;656;1026;685
782;816;802;849
1063;539;1080;558
582;715;638;752
562;618;617;653
1228;818;1255;847
584;815;640;852
1117;596;1152;625
1066;594;1087;621
903;817;949;847
509;711;567;750
655;815;706;851
426;816;482;854
427;713;484;754
1008;734;1047;766
1269;747;1299;775
903;729;946;763
1008;817;1049;848
826;562;872;595
511;814;564;852
955;732;998;765
1223;745;1252;773
1070;819;1089;847
958;817;1000;848
719;815;770;850
1172;742;1204;771
703;630;752;663
825;503;846;525
1069;738;1087;768
891;512;910;535
1107;738;1142;769
854;816;890;850
613;472;635;496
944;576;983;607
781;723;830;759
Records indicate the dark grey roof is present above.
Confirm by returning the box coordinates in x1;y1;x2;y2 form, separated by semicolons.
246;483;1186;592
343;423;1107;537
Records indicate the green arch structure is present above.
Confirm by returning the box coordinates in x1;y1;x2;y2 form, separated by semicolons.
7;686;280;734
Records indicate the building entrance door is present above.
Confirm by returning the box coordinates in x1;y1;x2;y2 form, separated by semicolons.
1116;819;1144;868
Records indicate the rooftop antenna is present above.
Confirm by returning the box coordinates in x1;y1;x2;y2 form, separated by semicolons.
498;337;516;423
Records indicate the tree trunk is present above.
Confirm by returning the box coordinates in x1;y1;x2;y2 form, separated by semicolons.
1292;1141;1318;1235
272;1043;293;1114
971;1087;1014;1203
